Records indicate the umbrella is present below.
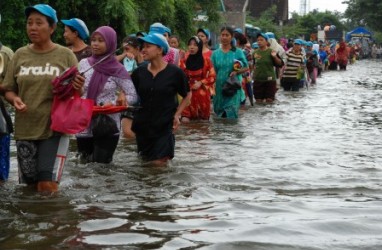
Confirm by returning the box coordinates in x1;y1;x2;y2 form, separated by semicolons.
246;81;254;106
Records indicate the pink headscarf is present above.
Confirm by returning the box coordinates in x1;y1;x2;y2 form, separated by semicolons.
86;26;130;100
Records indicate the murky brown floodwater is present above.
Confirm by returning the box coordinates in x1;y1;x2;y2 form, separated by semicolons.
1;59;382;250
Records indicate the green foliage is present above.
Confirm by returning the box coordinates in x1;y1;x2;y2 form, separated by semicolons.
296;10;346;35
247;5;278;34
373;31;382;44
279;10;346;40
0;0;221;50
174;0;194;46
344;0;382;32
0;1;30;49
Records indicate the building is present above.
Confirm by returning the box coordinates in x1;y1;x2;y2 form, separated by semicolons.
222;0;289;30
248;0;289;26
221;0;249;30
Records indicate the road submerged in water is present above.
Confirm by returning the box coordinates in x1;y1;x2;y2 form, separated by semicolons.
1;59;382;249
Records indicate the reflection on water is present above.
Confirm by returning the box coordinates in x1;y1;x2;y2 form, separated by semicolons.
1;60;382;249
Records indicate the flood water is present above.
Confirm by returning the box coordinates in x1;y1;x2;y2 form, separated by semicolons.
1;60;382;249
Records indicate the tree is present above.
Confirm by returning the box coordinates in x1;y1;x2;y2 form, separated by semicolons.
344;0;382;31
0;0;222;50
247;5;278;35
296;10;346;36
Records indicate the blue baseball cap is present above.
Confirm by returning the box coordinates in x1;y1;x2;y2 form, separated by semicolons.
234;28;243;34
257;32;269;41
136;31;147;37
138;33;169;55
251;42;259;49
197;28;210;40
25;4;58;23
306;41;313;47
61;18;89;40
149;22;171;36
294;39;303;45
265;32;275;39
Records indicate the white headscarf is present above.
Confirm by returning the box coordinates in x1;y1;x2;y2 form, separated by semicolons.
312;44;320;60
268;38;287;65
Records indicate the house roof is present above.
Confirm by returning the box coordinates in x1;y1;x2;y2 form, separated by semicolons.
248;0;289;21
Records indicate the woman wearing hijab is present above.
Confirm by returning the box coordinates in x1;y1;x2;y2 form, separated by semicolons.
131;33;191;166
211;26;248;119
180;36;216;122
76;26;139;164
2;4;84;193
336;41;349;70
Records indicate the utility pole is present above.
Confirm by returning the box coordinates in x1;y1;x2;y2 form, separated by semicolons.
299;0;310;15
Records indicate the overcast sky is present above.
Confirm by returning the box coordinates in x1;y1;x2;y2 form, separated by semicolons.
289;0;349;14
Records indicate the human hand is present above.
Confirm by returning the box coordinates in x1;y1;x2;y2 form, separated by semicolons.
72;74;85;91
13;97;27;112
192;81;202;90
116;91;127;106
125;52;135;60
271;51;277;57
172;115;181;132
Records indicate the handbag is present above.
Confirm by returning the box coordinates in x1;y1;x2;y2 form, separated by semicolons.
51;66;78;100
222;76;241;97
50;91;94;134
91;114;119;138
0;98;13;136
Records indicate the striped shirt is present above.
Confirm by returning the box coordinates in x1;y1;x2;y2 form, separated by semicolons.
282;50;304;79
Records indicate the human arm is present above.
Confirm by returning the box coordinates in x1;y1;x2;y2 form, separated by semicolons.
271;50;283;67
5;91;27;112
72;73;85;95
198;58;216;89
173;91;191;131
1;51;26;112
173;69;191;131
230;49;249;77
118;77;139;106
116;51;135;62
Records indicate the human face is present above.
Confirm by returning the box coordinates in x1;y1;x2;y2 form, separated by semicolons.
293;43;302;53
257;36;268;48
197;32;208;45
220;29;232;46
169;37;179;48
124;44;139;56
63;26;77;46
188;40;199;55
91;33;107;56
141;42;162;61
26;11;55;45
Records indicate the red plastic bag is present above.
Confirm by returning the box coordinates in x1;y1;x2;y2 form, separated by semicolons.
52;66;78;100
50;91;94;134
